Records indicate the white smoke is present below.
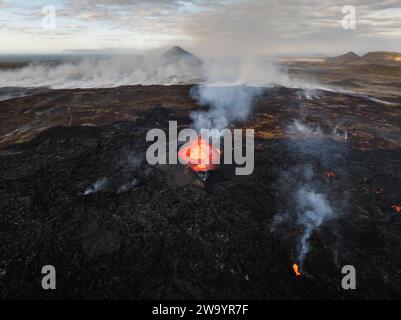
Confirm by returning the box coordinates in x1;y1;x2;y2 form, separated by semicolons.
117;178;139;194
296;187;334;265
270;89;344;267
201;56;287;86
83;177;109;195
287;120;349;143
189;57;286;132
0;51;204;89
287;120;337;266
286;120;323;138
190;85;263;131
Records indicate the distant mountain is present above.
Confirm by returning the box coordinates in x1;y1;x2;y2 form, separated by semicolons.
325;51;401;67
157;46;204;84
325;51;360;65
160;46;203;67
354;51;401;65
323;51;401;78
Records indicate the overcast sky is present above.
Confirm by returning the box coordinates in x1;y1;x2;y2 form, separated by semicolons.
0;0;400;55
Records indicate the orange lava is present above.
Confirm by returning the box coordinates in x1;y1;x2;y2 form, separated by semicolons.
324;171;336;178
391;205;401;213
178;137;221;172
292;263;301;277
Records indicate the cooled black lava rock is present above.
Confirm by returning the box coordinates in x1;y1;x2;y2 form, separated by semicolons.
1;87;401;299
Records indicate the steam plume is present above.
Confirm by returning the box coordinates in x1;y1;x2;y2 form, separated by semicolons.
296;187;334;265
190;85;263;132
0;50;204;89
271;93;344;267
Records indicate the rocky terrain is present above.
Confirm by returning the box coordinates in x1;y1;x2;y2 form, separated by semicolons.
0;84;400;299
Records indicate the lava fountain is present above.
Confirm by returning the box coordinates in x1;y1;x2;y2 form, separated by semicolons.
178;137;221;172
292;263;301;277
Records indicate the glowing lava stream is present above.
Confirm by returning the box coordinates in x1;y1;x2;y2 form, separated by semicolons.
178;137;221;172
391;205;401;213
293;263;301;277
324;171;336;178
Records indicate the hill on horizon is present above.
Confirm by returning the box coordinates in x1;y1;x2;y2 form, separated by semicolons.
325;51;360;65
354;51;401;65
325;51;401;66
160;46;203;67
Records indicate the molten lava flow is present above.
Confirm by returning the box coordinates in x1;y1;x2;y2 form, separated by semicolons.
178;137;221;172
292;263;301;277
324;171;336;178
391;205;401;213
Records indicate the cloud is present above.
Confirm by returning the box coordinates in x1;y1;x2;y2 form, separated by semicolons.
185;0;401;55
1;0;401;54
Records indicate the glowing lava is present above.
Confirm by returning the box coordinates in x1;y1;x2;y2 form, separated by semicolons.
292;263;301;277
391;205;401;213
324;171;336;178
178;137;221;172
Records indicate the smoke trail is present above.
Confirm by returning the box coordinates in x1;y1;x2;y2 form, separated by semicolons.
287;120;323;138
271;96;344;267
0;49;204;89
288;123;336;266
83;177;109;195
190;85;263;131
117;178;139;194
188;56;286;135
296;187;334;265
